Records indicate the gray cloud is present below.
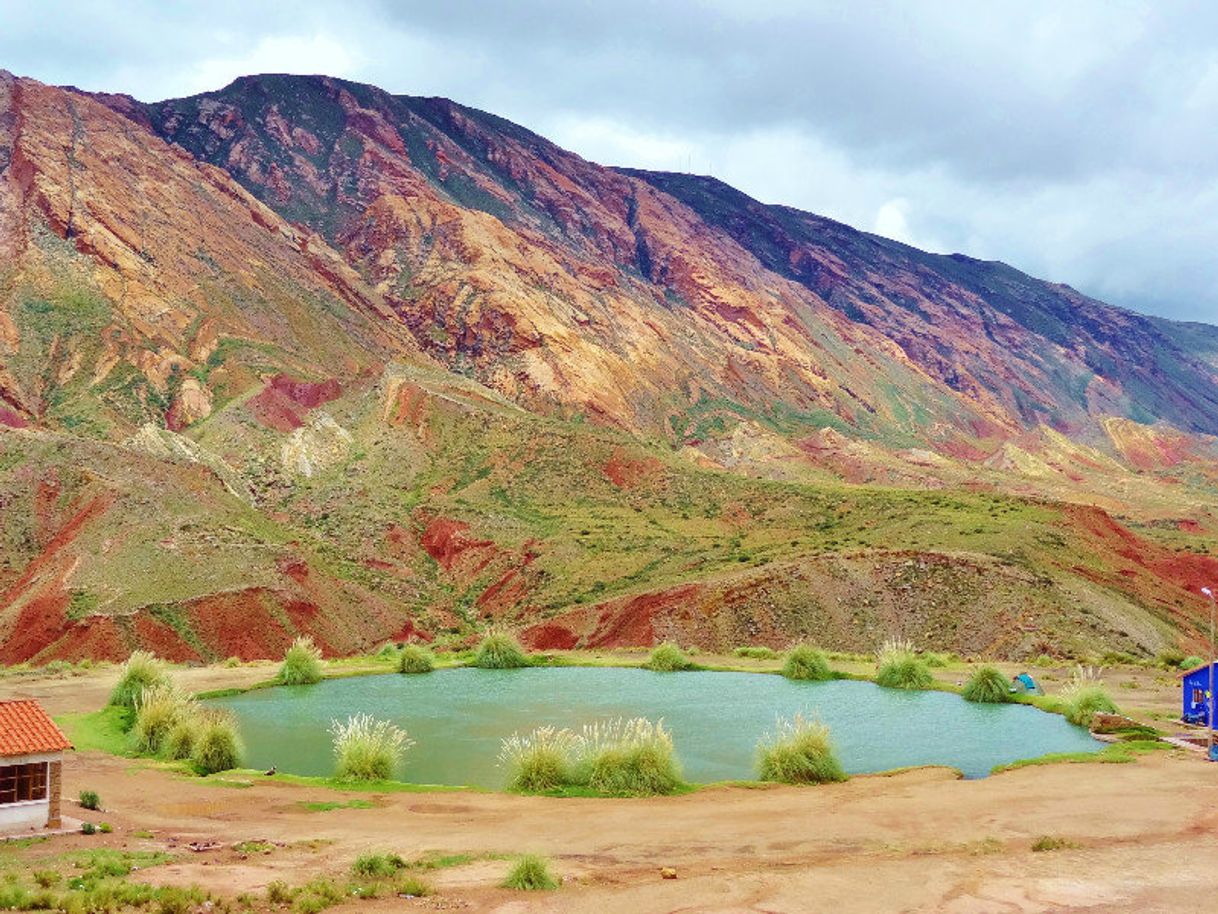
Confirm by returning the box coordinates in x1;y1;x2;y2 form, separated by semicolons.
2;0;1216;322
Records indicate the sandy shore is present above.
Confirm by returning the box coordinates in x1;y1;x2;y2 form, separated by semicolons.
3;661;1217;912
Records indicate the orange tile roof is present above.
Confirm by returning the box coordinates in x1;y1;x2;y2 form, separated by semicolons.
0;700;72;757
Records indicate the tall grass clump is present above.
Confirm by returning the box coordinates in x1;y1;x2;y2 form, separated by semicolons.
734;645;779;660
782;644;832;681
961;665;1012;703
108;651;170;708
278;636;324;685
474;632;530;669
498;717;683;796
644;643;692;672
875;638;933;690
499;726;579;793
502;854;558;891
756;714;847;785
578;717;682;796
330;714;414;781
1060;667;1118;728
131;685;193;755
398;643;435;674
191;709;243;774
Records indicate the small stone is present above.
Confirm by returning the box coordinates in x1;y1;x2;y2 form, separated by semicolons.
660;867;677;879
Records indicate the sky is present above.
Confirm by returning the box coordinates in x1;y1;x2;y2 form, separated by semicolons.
3;0;1217;323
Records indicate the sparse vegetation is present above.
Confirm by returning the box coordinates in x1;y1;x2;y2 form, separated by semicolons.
108;651;170;708
961;665;1012;703
645;642;692;671
875;639;934;690
756;714;847;785
397;875;433;897
352;852;406;878
278;636;324;685
78;789;101;811
398;643;435;674
502;854;559;891
1032;835;1080;852
474;632;530;669
782;644;833;681
330;713;414;781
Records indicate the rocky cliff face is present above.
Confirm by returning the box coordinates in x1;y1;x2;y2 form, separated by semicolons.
0;70;1215;663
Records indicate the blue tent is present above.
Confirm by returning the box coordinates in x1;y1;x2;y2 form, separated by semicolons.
1181;661;1218;725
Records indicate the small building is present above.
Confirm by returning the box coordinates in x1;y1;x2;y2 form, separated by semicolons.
0;699;72;833
1181;661;1218;726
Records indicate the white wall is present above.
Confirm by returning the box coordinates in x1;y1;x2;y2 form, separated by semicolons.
0;798;48;833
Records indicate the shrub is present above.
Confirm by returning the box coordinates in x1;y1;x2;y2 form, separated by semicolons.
1155;647;1186;669
398;644;435;675
109;651;170;709
352;852;406;878
330;714;414;781
81;822;97;835
875;639;933;690
278;637;324;685
502;854;558;891
1032;835;1079;852
756;714;847;785
499;726;578;793
734;646;778;660
1062;685;1118;728
579;718;682;796
961;665;1012;703
79;790;101;811
922;651;950;668
644;643;691;672
190;710;243;774
1181;655;1204;671
266;881;294;905
164;717;199;761
474;632;530;669
498;717;683;796
782;644;832;681
131;685;192;755
396;876;432;897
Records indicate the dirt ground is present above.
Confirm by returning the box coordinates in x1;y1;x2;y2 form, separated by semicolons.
4;660;1217;913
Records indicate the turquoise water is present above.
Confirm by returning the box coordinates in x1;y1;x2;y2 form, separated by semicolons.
211;668;1102;786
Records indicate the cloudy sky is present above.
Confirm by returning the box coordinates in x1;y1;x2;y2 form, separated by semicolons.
3;0;1216;322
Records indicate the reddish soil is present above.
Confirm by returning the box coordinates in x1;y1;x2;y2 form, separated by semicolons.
602;448;663;489
520;621;579;650
247;375;342;432
418;517;494;573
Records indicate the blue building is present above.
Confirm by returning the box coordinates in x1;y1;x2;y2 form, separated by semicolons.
1181;661;1218;725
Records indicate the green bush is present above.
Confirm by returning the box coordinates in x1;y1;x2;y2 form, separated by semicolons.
498;717;683;796
580;718;682;796
499;726;578;793
961;665;1012;703
502;854;558;891
81;822;97;835
875;641;933;690
164;717;199;760
922;651;951;668
352;852;406;878
734;645;779;659
644;643;692;672
330;714;414;781
756;714;847;785
278;636;324;685
1155;647;1186;669
398;644;435;674
1062;685;1118;728
108;651;170;709
79;790;101;811
266;881;293;905
396;875;433;897
1180;655;1204;671
190;711;243;774
782;644;832;681
474;632;530;669
131;685;192;755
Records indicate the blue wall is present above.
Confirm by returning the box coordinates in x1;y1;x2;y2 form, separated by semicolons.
1182;663;1218;725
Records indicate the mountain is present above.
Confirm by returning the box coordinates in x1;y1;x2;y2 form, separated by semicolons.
0;70;1215;663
